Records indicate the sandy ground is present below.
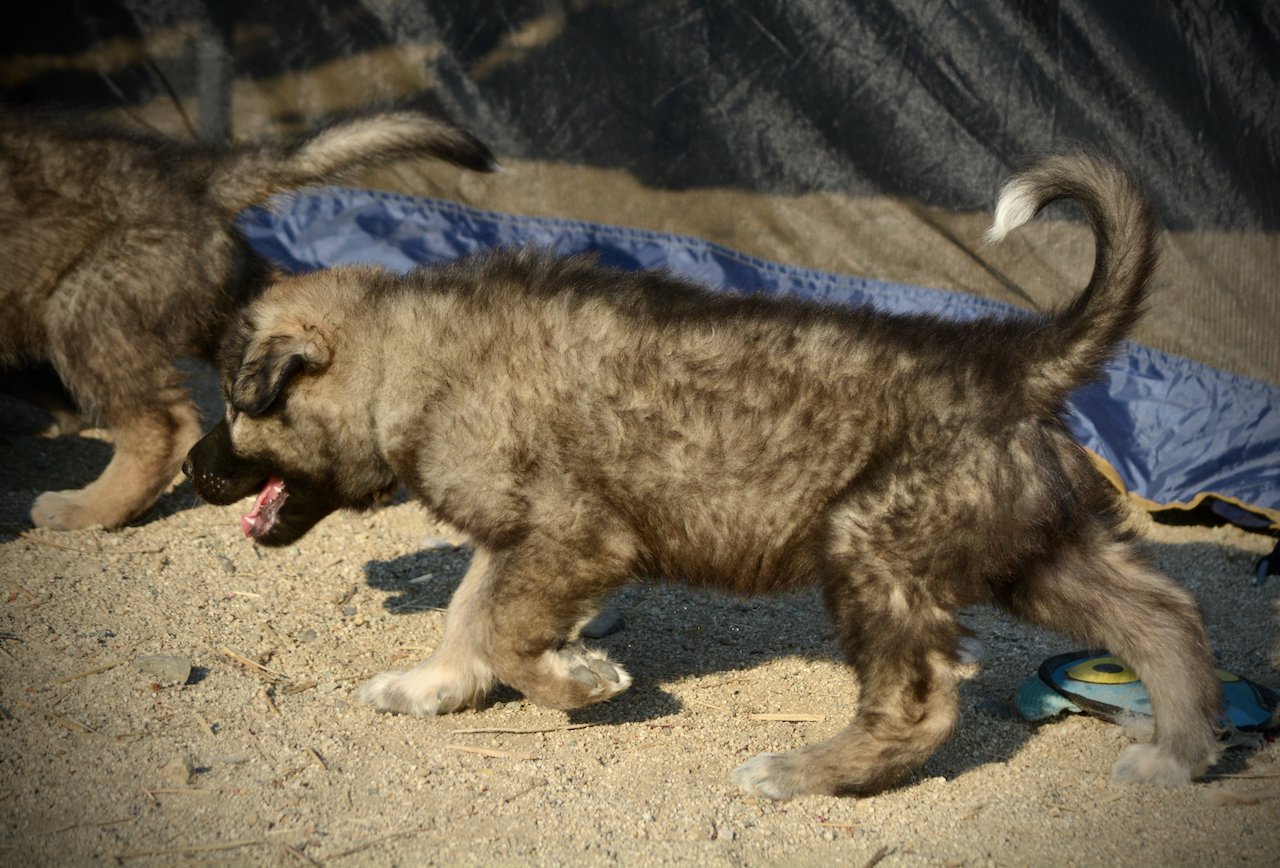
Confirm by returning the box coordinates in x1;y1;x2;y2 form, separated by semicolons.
1;369;1278;867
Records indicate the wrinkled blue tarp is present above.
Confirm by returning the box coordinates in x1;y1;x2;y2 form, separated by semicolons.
239;188;1280;528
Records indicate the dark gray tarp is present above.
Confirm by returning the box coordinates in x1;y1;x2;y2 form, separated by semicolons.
4;2;1277;229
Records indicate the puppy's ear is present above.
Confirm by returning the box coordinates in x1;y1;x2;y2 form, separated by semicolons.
231;320;332;417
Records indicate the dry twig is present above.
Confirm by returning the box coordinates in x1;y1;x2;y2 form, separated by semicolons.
322;830;420;862
330;585;357;607
51;816;131;834
445;743;538;761
115;838;265;860
0;578;37;601
309;747;330;771
47;658;127;686
864;844;895;868
280;843;322;866
502;778;548;804
1214;771;1280;781
1206;789;1280;806
251;731;280;770
12;699;101;735
19;530;163;555
218;645;288;682
449;723;596;736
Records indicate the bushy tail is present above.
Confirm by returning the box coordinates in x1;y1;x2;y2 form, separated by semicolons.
985;152;1157;409
208;109;496;214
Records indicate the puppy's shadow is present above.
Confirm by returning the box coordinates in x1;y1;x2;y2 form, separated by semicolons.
362;546;835;660
364;549;837;727
0;402;112;488
0;376;227;530
147;479;206;522
0;399;113;528
363;546;474;612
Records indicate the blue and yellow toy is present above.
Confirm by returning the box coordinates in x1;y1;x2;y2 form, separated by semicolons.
1016;650;1279;731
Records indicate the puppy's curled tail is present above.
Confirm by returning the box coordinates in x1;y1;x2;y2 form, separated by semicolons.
985;152;1157;409
207;110;496;214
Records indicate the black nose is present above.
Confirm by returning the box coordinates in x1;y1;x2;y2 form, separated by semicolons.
181;458;193;478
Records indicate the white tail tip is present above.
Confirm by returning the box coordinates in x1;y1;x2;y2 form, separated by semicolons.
984;177;1039;244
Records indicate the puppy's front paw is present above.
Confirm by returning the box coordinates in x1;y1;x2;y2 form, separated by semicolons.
559;643;631;697
730;753;799;801
523;642;632;709
353;666;481;716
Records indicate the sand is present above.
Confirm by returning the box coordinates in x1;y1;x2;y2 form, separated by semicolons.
1;368;1278;866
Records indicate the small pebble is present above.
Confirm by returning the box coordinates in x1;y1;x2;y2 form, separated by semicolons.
580;608;625;639
297;628;318;643
159;755;195;786
133;654;192;686
209;754;250;765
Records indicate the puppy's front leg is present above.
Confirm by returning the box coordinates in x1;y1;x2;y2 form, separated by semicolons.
481;534;633;710
354;548;499;715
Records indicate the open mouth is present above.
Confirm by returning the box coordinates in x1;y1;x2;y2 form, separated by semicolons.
240;476;287;540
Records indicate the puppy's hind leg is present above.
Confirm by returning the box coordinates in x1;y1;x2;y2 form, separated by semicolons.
999;537;1223;785
733;554;966;800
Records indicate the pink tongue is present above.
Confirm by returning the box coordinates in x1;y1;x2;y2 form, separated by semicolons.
240;476;286;538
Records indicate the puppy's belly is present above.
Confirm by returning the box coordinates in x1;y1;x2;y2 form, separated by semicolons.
642;530;821;594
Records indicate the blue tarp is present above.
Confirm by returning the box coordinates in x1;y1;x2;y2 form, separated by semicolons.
239;188;1280;528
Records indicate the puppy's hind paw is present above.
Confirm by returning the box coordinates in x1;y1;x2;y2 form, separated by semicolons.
730;753;800;801
1111;743;1194;787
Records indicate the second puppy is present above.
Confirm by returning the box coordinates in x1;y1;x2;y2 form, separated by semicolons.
0;108;494;530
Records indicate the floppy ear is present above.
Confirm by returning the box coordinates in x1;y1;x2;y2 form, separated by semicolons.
231;320;332;417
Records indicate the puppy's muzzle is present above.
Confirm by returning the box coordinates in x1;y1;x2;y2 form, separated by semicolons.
184;420;269;506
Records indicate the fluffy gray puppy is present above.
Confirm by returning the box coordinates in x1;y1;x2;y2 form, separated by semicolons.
186;153;1223;799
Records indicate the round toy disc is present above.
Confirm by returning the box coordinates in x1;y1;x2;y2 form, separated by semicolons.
1037;650;1279;732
